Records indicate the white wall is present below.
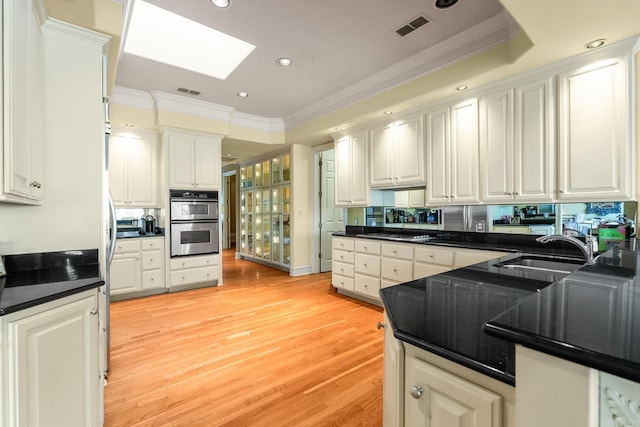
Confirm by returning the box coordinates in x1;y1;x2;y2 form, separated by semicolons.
0;21;108;255
290;144;313;275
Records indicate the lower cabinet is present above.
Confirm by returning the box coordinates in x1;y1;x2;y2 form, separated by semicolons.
332;237;355;292
383;311;404;427
110;237;165;299
169;254;219;289
0;290;102;427
397;344;515;427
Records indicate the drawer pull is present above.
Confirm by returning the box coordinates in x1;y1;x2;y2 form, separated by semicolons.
90;308;98;315
376;321;385;329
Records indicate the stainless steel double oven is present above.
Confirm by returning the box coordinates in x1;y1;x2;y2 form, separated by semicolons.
170;190;220;257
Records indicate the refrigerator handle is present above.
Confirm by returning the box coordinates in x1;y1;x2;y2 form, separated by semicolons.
107;193;117;266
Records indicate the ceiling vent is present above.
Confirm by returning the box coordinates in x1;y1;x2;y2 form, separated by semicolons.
395;15;430;37
177;86;201;96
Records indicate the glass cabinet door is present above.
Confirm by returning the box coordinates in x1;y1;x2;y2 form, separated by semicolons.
262;159;270;187
282;185;291;265
272;156;282;184
282;154;291;182
240;165;254;189
254;162;262;187
271;187;281;263
260;189;270;260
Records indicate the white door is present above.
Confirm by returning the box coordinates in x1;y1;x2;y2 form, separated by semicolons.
320;149;344;272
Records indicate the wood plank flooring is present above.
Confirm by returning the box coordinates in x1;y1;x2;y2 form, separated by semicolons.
104;250;384;426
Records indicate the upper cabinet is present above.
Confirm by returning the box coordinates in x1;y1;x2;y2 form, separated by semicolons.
166;129;222;191
109;130;159;207
370;114;425;189
427;99;480;205
1;0;45;203
557;55;633;201
335;132;369;207
480;78;555;203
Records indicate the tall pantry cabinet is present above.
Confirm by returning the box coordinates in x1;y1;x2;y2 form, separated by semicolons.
239;150;292;269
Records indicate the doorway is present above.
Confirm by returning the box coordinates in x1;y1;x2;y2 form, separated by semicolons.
315;147;345;273
223;172;237;250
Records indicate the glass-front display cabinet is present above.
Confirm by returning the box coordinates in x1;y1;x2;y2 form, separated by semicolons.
239;150;291;269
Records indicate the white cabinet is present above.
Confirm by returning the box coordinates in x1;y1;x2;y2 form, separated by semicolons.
557;55;633;201
370;115;425;188
332;237;355;292
454;248;508;269
381;243;414;287
169;254;219;289
167;130;222;191
394;189;425;208
0;289;102;427
1;0;45;203
354;239;381;299
335;132;369;206
480;79;554;203
405;351;503;427
383;311;404;427
110;237;165;297
414;246;454;279
109;131;159;207
426;99;480;205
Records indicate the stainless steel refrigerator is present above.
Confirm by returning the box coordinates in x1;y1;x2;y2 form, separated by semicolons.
442;205;489;232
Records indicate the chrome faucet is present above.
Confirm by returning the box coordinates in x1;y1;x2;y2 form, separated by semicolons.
536;233;597;265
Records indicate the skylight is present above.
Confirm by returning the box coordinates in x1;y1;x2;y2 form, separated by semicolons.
124;0;255;80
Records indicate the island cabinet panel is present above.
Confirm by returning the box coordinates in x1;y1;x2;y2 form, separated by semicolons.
405;354;502;427
557;55;633;201
383;311;404;427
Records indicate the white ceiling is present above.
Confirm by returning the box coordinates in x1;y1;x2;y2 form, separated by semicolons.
115;0;510;122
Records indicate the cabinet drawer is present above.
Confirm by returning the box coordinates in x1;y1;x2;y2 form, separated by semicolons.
333;261;354;278
142;269;164;290
333;237;355;251
141;238;163;251
141;250;163;271
454;249;506;268
355;253;381;275
382;258;413;282
170;255;218;270
355;239;381;255
414;246;454;267
333;249;354;264
355;274;380;299
170;266;219;287
332;274;355;291
381;243;413;260
413;263;451;280
114;239;141;254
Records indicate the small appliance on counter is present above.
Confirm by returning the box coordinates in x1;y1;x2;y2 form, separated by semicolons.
139;215;157;235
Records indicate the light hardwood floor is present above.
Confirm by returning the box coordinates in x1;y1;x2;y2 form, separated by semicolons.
104;250;384;426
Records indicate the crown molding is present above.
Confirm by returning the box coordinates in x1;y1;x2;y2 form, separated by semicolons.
151;90;234;122
42;18;112;47
230;112;285;133
283;10;519;130
111;85;155;111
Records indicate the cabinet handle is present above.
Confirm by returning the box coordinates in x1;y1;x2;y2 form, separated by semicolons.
393;250;397;254
376;321;385;329
409;385;424;399
429;254;434;259
150;258;153;262
30;181;42;189
514;191;519;196
90;308;98;315
559;189;565;193
393;268;398;273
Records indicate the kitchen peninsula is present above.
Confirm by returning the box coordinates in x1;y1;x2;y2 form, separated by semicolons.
356;225;640;426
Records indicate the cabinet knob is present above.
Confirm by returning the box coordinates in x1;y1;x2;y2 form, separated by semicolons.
393;250;397;254
376;321;385;329
30;181;42;189
409;385;424;399
514;191;519;196
393;268;398;273
90;308;98;315
150;258;153;262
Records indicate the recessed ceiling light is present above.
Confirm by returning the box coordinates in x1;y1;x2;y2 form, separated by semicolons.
276;57;293;67
124;0;254;80
585;39;606;49
384;111;393;115
237;92;249;98
456;85;468;91
210;0;230;8
226;153;232;157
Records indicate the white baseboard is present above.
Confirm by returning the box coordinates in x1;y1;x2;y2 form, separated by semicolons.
289;265;312;276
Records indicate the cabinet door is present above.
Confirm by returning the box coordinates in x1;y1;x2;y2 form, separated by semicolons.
108;135;127;205
169;134;196;189
370;123;394;187
450;99;480;204
110;253;141;295
405;356;501;427
6;292;100;427
514;77;554;202
127;135;157;206
349;132;369;205
558;56;631;201
195;137;220;189
480;89;514;203
334;136;352;206
394;116;425;186
426;107;451;204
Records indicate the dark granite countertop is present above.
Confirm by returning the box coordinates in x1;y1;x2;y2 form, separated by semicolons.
379;251;576;386
0;249;104;315
116;228;164;239
485;240;640;383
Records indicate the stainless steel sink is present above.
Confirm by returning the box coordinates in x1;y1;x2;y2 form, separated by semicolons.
492;255;584;274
